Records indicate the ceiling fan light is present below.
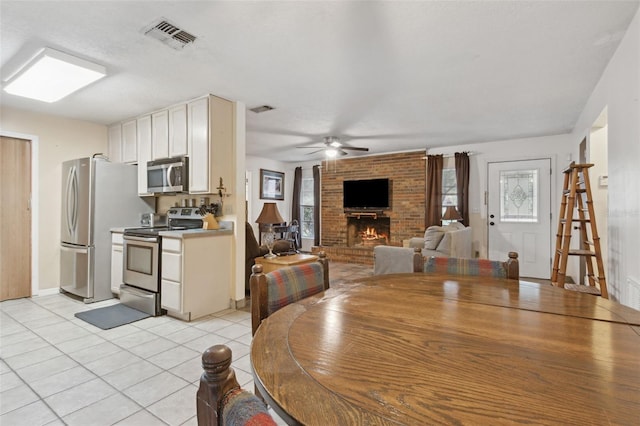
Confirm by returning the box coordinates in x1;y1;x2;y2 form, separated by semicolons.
324;136;342;148
325;148;338;158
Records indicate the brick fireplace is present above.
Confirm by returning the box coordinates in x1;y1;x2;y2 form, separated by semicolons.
313;151;426;264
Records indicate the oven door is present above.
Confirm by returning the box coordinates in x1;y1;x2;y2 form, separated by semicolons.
123;235;159;292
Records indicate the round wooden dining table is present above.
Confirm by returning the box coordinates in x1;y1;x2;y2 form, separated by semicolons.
250;273;640;425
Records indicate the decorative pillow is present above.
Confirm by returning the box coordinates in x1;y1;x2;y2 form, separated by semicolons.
424;226;445;250
437;232;452;254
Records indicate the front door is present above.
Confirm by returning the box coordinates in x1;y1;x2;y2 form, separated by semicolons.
1;136;32;301
488;159;551;279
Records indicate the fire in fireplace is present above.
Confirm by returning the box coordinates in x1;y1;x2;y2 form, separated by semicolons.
346;216;390;247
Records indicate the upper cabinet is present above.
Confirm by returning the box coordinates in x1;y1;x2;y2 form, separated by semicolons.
151;110;169;160
188;95;234;195
152;103;187;161
108;93;235;197
137;114;153;196
107;124;122;163
121;119;137;164
169;104;187;158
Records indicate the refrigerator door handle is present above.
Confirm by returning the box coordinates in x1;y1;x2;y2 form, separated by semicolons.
68;166;79;236
65;166;74;236
61;242;89;253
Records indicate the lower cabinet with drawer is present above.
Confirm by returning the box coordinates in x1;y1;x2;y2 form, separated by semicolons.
110;231;124;295
160;234;232;321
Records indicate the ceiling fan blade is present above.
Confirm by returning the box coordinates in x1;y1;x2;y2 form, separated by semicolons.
296;146;324;149
339;149;349;156
340;146;369;151
306;149;325;155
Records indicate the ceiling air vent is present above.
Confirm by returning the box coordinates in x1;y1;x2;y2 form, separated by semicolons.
249;105;275;114
145;19;196;50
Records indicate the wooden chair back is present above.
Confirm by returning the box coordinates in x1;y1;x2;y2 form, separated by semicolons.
197;345;276;426
250;251;329;335
423;252;519;280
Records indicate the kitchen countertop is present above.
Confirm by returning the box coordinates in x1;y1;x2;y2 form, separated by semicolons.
110;221;233;238
159;227;233;239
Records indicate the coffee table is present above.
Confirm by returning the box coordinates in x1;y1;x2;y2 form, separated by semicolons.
254;253;319;274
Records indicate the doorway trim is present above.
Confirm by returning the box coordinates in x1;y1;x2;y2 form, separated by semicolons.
1;130;39;296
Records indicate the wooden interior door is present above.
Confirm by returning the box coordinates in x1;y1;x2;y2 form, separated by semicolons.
1;136;32;301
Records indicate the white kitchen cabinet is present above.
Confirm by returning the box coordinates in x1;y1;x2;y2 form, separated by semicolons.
169;104;187;157
151;110;169;160
136;114;153;196
107;124;122;163
188;95;234;194
160;234;232;320
151;104;187;161
110;231;124;295
121;119;137;164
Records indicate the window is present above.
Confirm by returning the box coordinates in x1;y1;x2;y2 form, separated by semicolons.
499;169;539;222
442;168;458;210
301;178;314;238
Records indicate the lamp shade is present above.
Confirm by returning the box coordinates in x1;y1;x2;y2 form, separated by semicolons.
255;203;284;224
442;205;462;221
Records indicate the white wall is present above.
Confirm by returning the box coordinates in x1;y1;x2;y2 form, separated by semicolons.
244;158;320;251
245;156;296;240
428;133;574;267
589;125;608;286
0;107;107;292
570;8;640;308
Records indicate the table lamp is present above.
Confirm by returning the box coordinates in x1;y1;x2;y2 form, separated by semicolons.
255;202;284;258
442;205;462;224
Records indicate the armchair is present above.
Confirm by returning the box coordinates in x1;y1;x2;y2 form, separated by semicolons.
245;222;296;293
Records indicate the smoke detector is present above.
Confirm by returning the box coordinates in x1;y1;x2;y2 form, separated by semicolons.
145;19;196;50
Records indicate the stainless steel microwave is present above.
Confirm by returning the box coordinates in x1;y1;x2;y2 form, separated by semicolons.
147;156;189;194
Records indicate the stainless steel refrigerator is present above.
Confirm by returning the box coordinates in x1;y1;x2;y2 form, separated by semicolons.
60;157;154;302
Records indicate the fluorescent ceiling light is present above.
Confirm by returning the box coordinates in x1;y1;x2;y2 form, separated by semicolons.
3;48;106;102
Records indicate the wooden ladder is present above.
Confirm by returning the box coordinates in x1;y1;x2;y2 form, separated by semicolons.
551;162;608;298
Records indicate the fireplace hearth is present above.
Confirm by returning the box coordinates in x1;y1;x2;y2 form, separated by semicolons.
346;216;390;247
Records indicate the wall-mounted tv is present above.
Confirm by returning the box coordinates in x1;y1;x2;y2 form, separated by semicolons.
343;178;390;210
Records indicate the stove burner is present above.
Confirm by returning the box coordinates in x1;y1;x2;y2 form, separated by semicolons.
123;226;188;237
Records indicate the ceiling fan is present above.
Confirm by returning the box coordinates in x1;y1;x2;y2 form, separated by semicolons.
296;136;369;157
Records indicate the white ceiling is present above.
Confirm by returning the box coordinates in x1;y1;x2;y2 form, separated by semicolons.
1;1;638;162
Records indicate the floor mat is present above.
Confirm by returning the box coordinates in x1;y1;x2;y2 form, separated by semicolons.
75;303;150;330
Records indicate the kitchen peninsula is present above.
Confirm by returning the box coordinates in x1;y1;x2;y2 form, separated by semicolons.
160;222;233;321
112;219;234;322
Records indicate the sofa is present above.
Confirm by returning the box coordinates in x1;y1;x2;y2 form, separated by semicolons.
373;223;472;275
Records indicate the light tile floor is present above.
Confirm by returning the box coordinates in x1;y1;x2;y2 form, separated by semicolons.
0;262;373;426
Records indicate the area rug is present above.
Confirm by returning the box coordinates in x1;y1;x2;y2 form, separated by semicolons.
75;303;150;330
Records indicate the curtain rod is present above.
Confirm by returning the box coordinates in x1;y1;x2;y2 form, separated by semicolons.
422;151;476;159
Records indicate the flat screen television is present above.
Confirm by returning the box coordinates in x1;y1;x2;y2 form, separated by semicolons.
343;178;390;210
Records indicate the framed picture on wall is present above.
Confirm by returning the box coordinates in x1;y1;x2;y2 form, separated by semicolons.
260;169;285;200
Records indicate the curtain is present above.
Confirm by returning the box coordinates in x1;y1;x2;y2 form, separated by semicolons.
313;165;320;246
291;167;302;248
425;154;443;227
455;152;470;226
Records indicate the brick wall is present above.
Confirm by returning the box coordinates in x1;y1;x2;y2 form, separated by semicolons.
320;151;426;248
